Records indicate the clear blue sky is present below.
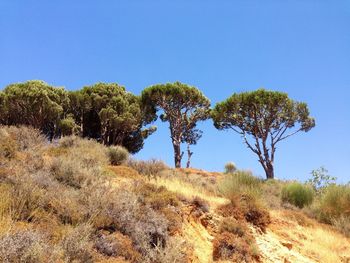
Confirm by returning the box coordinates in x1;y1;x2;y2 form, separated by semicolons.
1;1;349;182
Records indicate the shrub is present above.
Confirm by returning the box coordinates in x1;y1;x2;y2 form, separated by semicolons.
281;182;314;208
94;231;141;261
0;230;50;263
219;217;249;238
135;183;180;210
127;158;168;178
213;232;259;262
108;145;129;165
332;216;350;237
191;196;210;213
224;162;237;174
261;179;285;209
315;184;350;223
218;170;262;202
242;197;271;232
61;223;93;263
0;128;18;159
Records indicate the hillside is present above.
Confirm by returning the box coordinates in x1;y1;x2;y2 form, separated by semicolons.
0;126;349;263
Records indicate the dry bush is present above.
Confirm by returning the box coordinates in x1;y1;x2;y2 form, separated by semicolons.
0;229;51;263
332;216;350;237
49;138;108;189
61;223;93;263
108;145;129;165
261;179;285;209
135;183;180;210
242;197;271;233
94;231;141;262
3;126;46;151
58;136;109;167
159;207;183;235
0;136;17;159
0;127;189;262
213;231;259;262
127;158;168;178
191;196;210;213
219;217;250;238
147;236;190;263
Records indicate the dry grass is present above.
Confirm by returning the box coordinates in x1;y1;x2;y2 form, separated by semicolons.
268;210;350;263
149;176;228;209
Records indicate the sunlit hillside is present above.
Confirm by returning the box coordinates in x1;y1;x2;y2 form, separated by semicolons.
0;126;349;263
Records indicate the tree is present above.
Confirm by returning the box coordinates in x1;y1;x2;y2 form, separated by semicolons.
182;120;203;168
68;83;155;153
212;89;315;179
0;80;69;139
141;82;210;168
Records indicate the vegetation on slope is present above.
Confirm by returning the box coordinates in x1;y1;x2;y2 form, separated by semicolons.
0;126;349;263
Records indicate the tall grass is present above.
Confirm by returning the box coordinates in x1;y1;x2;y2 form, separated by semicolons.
218;170;262;201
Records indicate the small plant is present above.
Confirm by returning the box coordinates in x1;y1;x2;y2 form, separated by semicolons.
61;224;93;263
224;162;237;174
213;232;259;262
281;182;314;208
127;158;168;178
307;166;336;191
218;170;262;202
219;217;248;237
108;145;129;165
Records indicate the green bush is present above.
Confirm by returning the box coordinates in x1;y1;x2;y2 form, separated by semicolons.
281;182;314;208
218;170;262;201
108;145;129;165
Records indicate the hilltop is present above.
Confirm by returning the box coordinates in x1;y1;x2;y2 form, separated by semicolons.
0;126;349;263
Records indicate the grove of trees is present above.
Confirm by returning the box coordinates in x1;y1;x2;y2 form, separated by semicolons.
0;81;315;176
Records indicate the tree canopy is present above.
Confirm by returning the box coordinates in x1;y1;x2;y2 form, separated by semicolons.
141;82;210;168
67;82;156;153
0;81;155;153
0;80;68;138
212;89;315;179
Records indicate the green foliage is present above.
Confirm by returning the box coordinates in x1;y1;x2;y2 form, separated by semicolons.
307;166;336;191
281;182;314;208
69;82;155;153
224;162;237;174
141;82;210;167
108;145;129;165
212;89;315;179
59;114;80;136
0;80;69;138
219;170;262;201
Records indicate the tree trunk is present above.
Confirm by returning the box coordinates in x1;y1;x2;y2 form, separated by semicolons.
265;163;274;179
186;144;193;168
173;142;182;168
